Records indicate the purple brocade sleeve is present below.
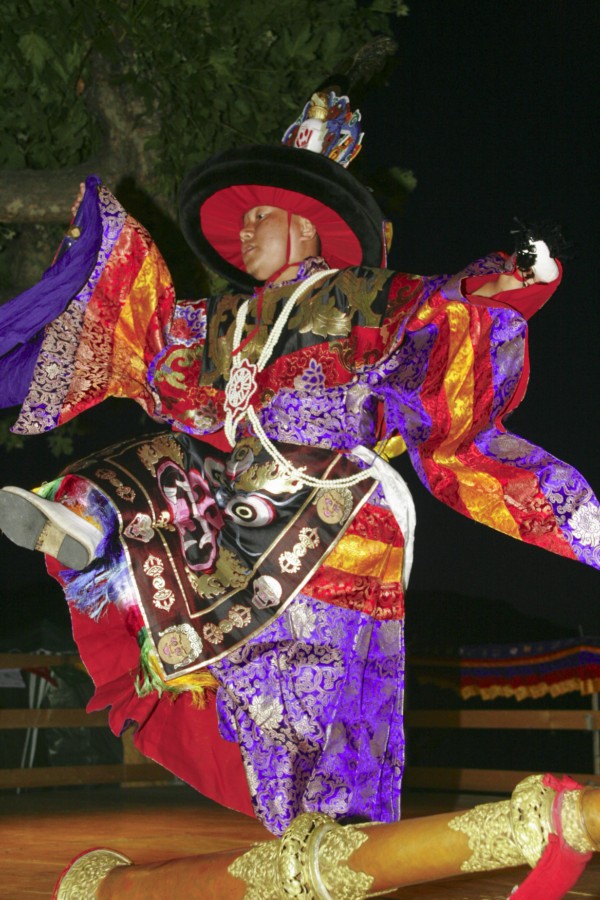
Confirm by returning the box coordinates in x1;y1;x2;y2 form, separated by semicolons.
369;267;600;571
0;175;103;408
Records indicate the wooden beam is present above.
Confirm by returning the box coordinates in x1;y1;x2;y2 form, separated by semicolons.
404;767;600;793
0;709;108;729
0;763;168;790
406;709;600;731
0;653;80;669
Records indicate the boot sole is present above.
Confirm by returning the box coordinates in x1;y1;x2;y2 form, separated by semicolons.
0;490;92;571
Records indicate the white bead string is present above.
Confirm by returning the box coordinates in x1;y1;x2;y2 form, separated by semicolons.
224;268;378;488
232;298;250;349
225;272;339;446
247;407;377;488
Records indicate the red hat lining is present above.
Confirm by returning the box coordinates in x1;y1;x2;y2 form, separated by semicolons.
201;184;363;273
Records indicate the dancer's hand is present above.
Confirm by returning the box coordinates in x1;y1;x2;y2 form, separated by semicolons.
71;182;85;218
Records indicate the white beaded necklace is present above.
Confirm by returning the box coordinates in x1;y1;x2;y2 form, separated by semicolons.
224;269;377;488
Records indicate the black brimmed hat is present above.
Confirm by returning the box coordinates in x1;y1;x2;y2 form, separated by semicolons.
178;92;386;291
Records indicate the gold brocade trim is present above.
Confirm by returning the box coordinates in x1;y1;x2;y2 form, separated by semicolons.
326;533;404;582
414;673;600;701
228;813;375;899
319;824;375;899
460;676;600;702
228;840;281;899
449;799;526;873
54;848;132;898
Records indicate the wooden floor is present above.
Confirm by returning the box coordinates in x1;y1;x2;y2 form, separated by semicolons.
1;785;598;898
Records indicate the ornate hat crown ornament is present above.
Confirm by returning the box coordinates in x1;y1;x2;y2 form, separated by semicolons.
282;90;364;168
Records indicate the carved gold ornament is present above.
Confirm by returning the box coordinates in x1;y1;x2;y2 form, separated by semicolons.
449;799;526;873
560;787;597;854
228;812;375;899
509;774;555;867
54;848;132;899
450;773;596;874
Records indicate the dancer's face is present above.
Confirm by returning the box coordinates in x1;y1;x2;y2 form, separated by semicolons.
239;206;316;280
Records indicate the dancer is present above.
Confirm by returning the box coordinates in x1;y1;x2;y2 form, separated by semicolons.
0;92;598;840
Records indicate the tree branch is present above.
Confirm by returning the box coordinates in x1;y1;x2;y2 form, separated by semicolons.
0;160;121;223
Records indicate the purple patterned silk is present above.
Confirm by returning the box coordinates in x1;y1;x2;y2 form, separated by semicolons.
474;428;600;568
211;592;405;835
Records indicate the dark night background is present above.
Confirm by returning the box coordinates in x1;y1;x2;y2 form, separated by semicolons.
1;1;598;652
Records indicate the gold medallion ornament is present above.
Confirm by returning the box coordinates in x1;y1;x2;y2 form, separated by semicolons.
314;486;353;525
157;622;203;668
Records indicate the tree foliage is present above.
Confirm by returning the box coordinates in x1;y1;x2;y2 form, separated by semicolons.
0;0;408;456
1;0;407;200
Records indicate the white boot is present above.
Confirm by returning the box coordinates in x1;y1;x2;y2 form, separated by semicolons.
0;486;103;571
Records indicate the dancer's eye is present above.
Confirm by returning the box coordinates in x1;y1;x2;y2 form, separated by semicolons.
225;495;275;527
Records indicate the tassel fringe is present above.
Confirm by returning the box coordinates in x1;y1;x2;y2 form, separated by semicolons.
135;629;218;707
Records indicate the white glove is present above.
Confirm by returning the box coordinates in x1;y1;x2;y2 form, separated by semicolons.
528;239;560;283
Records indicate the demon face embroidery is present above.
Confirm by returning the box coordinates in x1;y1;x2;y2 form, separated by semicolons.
157;460;225;572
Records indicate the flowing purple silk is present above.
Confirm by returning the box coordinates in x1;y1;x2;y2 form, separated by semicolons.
211;593;405;835
0;175;102;408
